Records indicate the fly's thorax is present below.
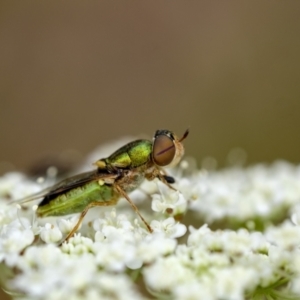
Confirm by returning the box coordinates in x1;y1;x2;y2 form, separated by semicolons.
115;165;150;193
144;164;159;181
96;139;152;170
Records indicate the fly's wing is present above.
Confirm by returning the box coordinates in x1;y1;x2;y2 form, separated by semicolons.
10;169;117;205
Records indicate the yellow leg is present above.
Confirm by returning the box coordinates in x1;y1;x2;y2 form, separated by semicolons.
60;185;152;245
60;201;116;245
115;184;152;233
157;173;177;191
146;168;177;191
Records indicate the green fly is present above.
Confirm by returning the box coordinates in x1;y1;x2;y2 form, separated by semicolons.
14;129;189;243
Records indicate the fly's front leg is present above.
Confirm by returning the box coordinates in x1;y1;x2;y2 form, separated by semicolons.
158;173;177;191
162;175;175;184
146;168;177;191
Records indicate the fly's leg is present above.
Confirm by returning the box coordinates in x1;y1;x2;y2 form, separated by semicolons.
162;175;175;184
114;184;153;233
60;200;117;246
156;170;177;191
145;168;177;191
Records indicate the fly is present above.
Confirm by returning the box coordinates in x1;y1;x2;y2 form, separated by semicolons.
13;129;189;244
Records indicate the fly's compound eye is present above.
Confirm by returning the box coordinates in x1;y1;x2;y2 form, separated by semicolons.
152;133;176;166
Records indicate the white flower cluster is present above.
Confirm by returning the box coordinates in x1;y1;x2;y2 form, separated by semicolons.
182;161;300;225
143;223;299;299
13;243;143;300
1;156;300;299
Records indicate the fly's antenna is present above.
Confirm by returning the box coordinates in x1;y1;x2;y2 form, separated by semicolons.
178;128;190;143
156;128;189;156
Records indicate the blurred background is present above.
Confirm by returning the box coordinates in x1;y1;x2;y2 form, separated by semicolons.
1;1;300;174
1;1;300;299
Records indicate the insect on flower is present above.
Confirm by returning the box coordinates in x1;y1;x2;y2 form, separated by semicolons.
13;129;189;244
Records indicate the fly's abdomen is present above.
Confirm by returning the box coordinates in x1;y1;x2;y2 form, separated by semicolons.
37;181;115;217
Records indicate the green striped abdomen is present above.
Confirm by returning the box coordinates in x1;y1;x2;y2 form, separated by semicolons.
37;181;116;217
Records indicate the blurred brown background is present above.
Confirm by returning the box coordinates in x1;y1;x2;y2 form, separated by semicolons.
0;1;300;298
1;0;300;173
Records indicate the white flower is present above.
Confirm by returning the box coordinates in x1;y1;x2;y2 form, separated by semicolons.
0;172;26;197
16;245;62;270
0;218;34;265
136;234;177;264
266;221;300;250
151;181;187;215
143;256;194;291
187;224;212;247
190;162;300;223
94;240;138;271
61;234;94;255
94;273;144;300
175;177;201;202
241;250;278;287
12;246;102;299
212;266;258;300
290;203;300;225
58;216;81;234
174;280;215;300
40;223;63;244
0;202;19;226
150;217;186;238
0;172;41;201
93;209;133;233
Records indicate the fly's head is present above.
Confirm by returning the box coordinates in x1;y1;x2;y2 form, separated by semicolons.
152;129;189;168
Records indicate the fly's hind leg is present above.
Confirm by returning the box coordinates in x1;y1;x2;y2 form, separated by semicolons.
60;200;117;246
